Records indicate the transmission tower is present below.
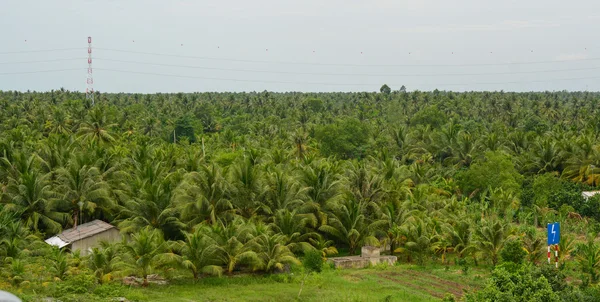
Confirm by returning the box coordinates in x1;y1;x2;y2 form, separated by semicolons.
86;36;94;105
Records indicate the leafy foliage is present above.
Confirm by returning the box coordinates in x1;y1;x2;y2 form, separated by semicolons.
2;90;600;298
465;264;561;302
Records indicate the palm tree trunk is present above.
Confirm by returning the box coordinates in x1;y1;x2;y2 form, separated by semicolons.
228;259;235;275
349;243;356;256
73;209;79;228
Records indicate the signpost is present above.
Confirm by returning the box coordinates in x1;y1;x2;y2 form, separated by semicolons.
547;222;560;268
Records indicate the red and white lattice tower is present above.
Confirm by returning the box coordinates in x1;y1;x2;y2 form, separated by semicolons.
86;36;94;105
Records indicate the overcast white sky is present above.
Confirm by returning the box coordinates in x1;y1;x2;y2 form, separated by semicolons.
1;0;599;92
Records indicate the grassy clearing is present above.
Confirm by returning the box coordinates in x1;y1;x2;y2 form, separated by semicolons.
15;264;489;302
144;264;489;302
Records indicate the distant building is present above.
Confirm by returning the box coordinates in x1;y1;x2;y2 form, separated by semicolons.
582;191;600;201
44;220;120;256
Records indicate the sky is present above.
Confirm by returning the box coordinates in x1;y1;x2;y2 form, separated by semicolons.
0;0;599;93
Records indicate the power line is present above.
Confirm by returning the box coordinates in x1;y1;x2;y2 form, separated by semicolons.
1;56;596;77
94;68;369;86
1;67;598;87
94;67;600;87
0;48;83;55
1;46;597;67
94;57;600;77
0;58;83;65
95;47;600;67
0;68;83;75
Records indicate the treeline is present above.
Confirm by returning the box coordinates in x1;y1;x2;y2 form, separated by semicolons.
2;89;600;299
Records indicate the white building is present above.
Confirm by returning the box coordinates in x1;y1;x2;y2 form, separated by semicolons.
45;220;120;256
582;191;600;201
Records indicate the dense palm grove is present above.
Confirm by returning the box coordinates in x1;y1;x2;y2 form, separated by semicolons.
3;88;600;300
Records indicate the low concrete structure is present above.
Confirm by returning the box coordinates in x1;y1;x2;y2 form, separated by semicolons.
45;220;120;256
329;246;397;269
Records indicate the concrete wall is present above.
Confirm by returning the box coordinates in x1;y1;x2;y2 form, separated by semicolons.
361;246;380;258
329;255;397;269
70;228;121;256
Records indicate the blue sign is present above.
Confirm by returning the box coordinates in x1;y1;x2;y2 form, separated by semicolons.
547;222;560;245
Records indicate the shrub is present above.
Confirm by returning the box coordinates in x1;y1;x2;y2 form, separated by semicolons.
464;265;560;302
500;239;527;264
302;250;324;273
457;258;469;275
442;293;457;302
314;118;369;159
532;264;567;292
54;273;96;295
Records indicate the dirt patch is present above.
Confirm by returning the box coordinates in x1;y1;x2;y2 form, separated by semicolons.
378;270;473;298
405;270;467;288
378;273;446;299
342;274;364;283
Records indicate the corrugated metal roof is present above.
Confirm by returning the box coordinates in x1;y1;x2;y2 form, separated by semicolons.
45;236;69;248
44;220;116;248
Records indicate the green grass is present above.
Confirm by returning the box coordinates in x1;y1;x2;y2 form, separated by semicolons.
14;263;490;302
143;265;488;302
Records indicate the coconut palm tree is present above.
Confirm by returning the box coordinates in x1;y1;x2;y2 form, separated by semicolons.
175;164;231;226
120;227;172;287
207;218;260;275
575;235;600;284
56;156;114;227
49;247;70;280
473;218;513;266
320;198;377;255
119;161;185;239
308;235;338;259
88;241;125;284
527;138;564;174
254;232;300;273
77;107;117;145
444;216;474;261
292;130;309;158
172;226;222;279
2;169;66;234
260;169;307;216
521;227;544;264
299;161;340;226
270;209;317;253
229;159;266;219
0;216;36;259
371;199;416;256
119;178;185;240
345;161;385;207
402;217;441;264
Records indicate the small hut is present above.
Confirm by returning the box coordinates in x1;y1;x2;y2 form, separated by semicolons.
44;220;120;255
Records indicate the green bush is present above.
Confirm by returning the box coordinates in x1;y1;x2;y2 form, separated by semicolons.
457;151;523;198
411;105;447;128
465;265;560;302
314;118;369;159
302;250;324;273
268;273;294;283
500;239;527;264
532;264;567;292
54;273;96;295
92;283;126;298
442;293;457;302
457;258;469;275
